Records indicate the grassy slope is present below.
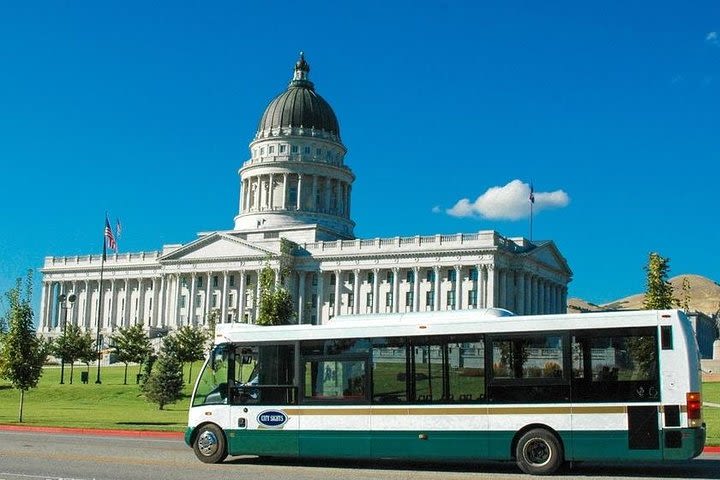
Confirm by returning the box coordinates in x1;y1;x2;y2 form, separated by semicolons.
1;365;718;446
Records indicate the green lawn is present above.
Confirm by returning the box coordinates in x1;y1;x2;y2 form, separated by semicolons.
0;363;201;431
1;364;718;446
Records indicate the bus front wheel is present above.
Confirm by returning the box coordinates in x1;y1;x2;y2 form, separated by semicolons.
515;428;563;475
193;424;228;464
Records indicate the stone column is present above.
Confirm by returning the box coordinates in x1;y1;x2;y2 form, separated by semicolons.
238;271;246;323
123;279;131;327
157;275;166;328
109;279;117;331
412;267;420;312
188;274;197;325
392;267;400;313
372;268;380;314
486;265;496;308
253;177;260;212
353;269;361;314
221;271;229;324
39;281;49;332
297;271;305;324
334;270;341;317
316;271;325;323
268;174;275;210
296;174;304;210
433;266;440;311
454;265;462;310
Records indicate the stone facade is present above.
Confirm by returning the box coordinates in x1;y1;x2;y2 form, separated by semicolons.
39;54;573;337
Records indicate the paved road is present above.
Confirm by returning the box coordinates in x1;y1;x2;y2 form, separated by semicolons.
0;430;718;480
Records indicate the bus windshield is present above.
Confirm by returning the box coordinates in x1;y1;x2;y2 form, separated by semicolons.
192;345;229;407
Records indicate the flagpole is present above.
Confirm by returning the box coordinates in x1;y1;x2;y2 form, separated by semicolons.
95;230;106;384
530;200;533;241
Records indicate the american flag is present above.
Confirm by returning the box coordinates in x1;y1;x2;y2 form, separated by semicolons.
529;183;535;204
105;216;117;252
115;218;122;238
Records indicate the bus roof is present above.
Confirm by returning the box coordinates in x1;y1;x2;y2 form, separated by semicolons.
212;309;684;345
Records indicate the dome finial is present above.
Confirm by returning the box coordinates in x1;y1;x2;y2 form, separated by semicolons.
290;52;313;89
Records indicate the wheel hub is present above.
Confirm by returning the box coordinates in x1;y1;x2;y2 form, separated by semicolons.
197;430;219;457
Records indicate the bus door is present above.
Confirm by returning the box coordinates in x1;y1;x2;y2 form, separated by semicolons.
228;344;299;457
570;330;662;460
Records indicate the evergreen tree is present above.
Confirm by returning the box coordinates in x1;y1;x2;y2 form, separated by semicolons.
141;338;184;410
111;325;151;384
642;252;674;310
0;272;50;422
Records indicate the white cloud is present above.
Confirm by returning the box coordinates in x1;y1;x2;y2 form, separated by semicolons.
706;31;719;45
446;179;570;221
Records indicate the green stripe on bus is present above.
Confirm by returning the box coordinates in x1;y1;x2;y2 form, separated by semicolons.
223;428;702;461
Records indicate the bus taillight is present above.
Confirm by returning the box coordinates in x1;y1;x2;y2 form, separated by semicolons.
686;392;702;427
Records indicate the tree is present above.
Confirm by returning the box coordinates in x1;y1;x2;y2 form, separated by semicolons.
111;325;151;385
675;277;691;312
0;272;50;422
642;252;674;310
78;331;97;378
53;324;85;384
173;325;211;383
256;265;294;325
141;338;184;410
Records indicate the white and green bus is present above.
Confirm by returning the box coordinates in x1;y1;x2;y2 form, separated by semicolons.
186;308;705;475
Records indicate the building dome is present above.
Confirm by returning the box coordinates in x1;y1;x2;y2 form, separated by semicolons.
256;53;340;139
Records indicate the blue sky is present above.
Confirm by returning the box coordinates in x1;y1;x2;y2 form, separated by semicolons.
1;1;718;317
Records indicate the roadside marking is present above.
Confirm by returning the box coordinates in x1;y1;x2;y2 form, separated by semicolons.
0;474;96;480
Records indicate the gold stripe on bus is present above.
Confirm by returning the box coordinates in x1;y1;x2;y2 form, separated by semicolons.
283;405;627;416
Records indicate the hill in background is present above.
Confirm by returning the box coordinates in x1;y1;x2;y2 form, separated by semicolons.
568;274;720;316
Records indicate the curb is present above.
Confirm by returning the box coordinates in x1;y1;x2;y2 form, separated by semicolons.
0;424;183;439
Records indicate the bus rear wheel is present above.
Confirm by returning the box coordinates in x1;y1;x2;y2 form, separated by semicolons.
515;428;563;475
193;424;228;464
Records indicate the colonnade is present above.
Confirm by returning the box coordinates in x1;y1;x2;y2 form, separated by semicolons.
39;264;567;334
241;173;351;218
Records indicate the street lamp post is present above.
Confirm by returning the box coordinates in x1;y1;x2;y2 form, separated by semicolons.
58;293;77;385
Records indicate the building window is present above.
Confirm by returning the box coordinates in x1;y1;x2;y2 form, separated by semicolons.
213;276;219;288
211;294;218;308
312;274;318;286
246;274;251;285
448;269;456;282
228;293;234;307
280;144;286;153
426;270;435;282
468;290;477;307
316;148;322;156
347;272;354;283
268;145;275;154
405;291;414;310
330;274;336;286
304;146;311;154
348;293;354;309
367;272;374;284
181;277;187;288
291;145;299;154
196;294;202;306
447;291;456;308
197;277;203;288
329;293;335;307
229;275;235;287
406;270;414;283
426;291;434;308
385;292;393;308
311;294;317;308
260;147;265;155
469;268;478;281
366;292;374;308
386;271;393;283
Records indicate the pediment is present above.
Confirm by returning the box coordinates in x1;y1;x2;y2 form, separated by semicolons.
526;242;572;275
160;233;275;262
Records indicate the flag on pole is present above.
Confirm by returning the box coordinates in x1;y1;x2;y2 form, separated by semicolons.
529;183;535;204
115;218;122;239
105;216;117;252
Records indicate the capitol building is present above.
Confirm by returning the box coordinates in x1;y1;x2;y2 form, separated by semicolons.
40;55;572;336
